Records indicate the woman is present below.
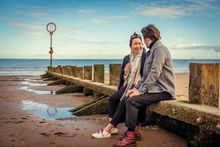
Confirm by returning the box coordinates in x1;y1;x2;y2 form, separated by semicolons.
92;32;146;138
113;24;176;147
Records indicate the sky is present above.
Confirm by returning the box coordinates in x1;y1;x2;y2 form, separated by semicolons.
0;0;220;59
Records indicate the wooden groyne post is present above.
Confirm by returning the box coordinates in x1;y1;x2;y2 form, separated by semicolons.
109;64;121;86
84;66;92;80
93;64;105;98
83;66;93;96
94;64;104;83
189;63;220;107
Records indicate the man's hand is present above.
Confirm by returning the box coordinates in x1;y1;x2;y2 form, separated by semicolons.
126;88;140;97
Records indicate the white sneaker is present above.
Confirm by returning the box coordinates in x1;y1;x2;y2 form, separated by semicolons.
111;127;119;135
92;129;111;139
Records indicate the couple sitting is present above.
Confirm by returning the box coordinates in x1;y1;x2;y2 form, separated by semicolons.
92;24;175;147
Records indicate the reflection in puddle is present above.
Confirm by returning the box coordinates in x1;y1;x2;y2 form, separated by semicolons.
24;78;43;82
22;100;74;119
21;81;47;86
20;86;55;95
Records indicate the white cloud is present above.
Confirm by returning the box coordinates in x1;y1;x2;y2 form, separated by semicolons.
11;21;47;39
138;0;219;18
28;10;49;17
61;27;89;35
141;6;186;18
90;17;109;24
90;16;130;24
173;43;220;52
12;21;43;31
14;5;50;17
195;53;220;59
76;9;97;15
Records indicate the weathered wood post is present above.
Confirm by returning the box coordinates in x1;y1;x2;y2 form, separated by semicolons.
54;67;58;73
109;64;121;86
65;66;69;75
189;63;220;107
48;66;55;72
70;66;76;77
75;67;83;79
83;66;93;96
84;66;92;80
51;67;55;72
57;65;63;74
62;66;66;75
61;66;65;75
66;66;72;76
93;64;105;98
47;66;53;72
94;64;104;83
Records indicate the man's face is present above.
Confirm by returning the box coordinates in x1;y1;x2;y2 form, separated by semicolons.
144;38;151;48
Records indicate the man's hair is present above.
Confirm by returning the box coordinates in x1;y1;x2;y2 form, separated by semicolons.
141;24;161;41
129;32;142;47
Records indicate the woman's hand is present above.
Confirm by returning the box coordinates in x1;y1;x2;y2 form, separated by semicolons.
126;88;140;97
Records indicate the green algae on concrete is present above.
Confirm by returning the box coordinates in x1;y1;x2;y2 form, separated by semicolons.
70;95;107;113
93;91;105;100
83;88;93;96
73;97;109;116
109;64;121;86
189;63;220;107
47;79;66;86
43;76;57;81
55;84;83;94
94;64;104;83
41;74;51;79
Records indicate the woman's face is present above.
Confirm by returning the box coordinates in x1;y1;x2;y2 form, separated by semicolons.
130;38;143;55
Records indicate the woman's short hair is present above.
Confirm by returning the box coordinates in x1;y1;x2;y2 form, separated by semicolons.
141;24;161;41
129;32;142;47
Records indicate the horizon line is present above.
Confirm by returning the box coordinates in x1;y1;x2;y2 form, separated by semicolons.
0;58;220;60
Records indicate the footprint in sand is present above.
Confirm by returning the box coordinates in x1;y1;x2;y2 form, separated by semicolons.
21;117;28;120
54;132;78;137
40;132;50;137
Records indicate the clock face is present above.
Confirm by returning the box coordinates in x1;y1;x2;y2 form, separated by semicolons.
46;22;56;33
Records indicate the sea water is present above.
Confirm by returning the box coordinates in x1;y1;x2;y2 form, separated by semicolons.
0;59;219;76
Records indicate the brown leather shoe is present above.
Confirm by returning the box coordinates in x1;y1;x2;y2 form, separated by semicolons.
135;128;142;141
119;130;141;141
113;131;136;147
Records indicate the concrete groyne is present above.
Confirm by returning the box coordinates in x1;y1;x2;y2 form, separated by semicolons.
44;63;220;147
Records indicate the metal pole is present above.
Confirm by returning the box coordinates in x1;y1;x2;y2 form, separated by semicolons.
46;22;56;67
50;32;53;67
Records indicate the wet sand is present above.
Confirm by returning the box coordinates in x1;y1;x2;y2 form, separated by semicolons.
0;74;188;147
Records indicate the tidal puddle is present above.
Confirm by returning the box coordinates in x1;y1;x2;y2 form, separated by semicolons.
22;100;74;119
20;86;55;95
21;81;47;86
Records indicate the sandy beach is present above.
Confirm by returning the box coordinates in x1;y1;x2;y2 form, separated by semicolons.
0;73;188;147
